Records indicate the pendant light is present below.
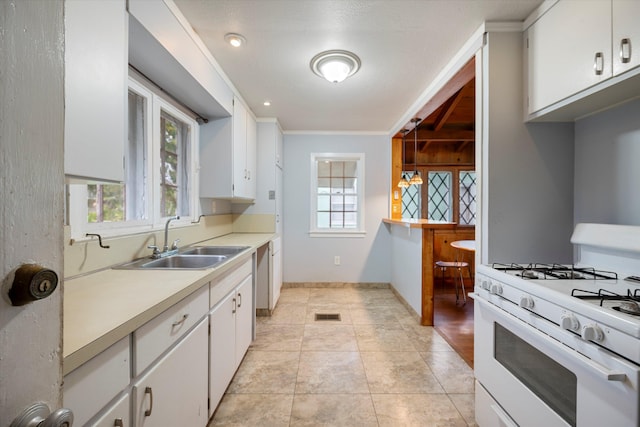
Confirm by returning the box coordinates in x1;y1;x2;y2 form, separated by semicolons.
409;118;423;185
397;129;411;188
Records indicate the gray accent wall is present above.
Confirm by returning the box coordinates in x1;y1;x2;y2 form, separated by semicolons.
574;98;640;226
283;133;391;283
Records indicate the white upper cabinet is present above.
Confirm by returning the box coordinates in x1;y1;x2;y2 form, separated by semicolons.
64;0;127;182
200;97;257;200
128;0;232;118
527;0;612;115
526;0;640;119
613;0;640;76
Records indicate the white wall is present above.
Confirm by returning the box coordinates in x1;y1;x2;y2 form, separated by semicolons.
388;225;423;315
482;31;575;264
0;0;64;422
574;98;640;226
283;133;391;283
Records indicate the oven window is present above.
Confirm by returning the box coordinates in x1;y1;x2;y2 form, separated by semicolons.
495;323;577;427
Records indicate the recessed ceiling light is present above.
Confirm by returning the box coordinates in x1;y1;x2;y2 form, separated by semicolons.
263;100;271;106
224;33;246;48
310;50;361;83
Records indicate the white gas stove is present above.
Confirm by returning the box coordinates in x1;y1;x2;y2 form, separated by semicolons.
473;223;640;427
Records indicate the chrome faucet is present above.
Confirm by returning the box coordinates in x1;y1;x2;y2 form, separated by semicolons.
149;216;180;258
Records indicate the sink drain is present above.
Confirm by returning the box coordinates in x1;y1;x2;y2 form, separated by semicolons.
315;313;341;321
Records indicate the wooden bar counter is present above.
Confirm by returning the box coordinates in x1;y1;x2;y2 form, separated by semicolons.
383;218;458;326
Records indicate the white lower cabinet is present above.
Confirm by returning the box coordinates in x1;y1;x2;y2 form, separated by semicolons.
209;272;253;415
91;393;130;427
64;337;130;426
132;318;208;426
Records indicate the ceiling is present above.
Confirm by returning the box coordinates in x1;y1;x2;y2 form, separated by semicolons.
173;0;543;133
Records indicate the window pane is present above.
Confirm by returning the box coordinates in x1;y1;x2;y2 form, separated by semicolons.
160;110;190;218
459;171;477;225
344;195;357;211
402;176;421;219
344;178;357;193
313;156;362;232
344;212;357;228
88;184;125;223
317;195;330;211
317;212;330;228
428;171;451;221
126;89;147;221
318;161;331;177
318;178;331;193
331;178;345;193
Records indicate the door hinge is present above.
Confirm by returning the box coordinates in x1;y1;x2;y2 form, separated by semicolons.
208;398;210;410
208;323;211;336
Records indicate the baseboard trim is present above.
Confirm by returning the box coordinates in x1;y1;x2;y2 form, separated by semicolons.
282;282;390;289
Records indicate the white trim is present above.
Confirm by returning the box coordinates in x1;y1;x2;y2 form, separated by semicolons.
309;152;366;237
285;130;388;136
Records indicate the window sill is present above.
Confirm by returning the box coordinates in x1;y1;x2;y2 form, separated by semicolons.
309;230;366;238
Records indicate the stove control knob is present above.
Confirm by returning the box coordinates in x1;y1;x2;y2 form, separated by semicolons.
560;314;580;332
519;295;535;309
582;324;604;342
481;280;491;291
489;283;503;295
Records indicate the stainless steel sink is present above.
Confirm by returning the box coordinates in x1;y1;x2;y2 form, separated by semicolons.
116;254;228;270
114;245;250;270
180;246;249;256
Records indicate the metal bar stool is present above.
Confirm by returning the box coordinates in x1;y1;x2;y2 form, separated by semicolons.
434;260;469;305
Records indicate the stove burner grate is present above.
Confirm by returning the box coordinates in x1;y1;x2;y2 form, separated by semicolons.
571;288;640;316
492;263;618;280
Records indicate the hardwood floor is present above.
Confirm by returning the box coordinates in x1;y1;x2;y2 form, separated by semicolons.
433;278;474;368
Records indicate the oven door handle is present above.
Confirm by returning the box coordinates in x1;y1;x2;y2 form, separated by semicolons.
475;296;628;382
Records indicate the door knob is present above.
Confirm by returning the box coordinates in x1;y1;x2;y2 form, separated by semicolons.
10;402;73;427
8;264;58;306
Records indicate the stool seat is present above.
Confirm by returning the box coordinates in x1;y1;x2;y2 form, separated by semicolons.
434;260;471;305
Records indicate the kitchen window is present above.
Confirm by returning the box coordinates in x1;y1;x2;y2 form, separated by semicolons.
401;167;476;225
310;153;365;237
67;75;199;239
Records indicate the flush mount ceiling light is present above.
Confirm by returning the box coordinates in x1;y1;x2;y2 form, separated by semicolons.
310;50;361;83
224;33;246;48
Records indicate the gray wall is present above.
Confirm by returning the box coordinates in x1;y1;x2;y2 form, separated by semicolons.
482;31;575;264
574;98;640;226
283;133;391;283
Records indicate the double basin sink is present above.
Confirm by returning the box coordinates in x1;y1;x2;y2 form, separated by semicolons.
115;246;249;270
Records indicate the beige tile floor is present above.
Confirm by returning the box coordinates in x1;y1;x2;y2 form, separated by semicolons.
209;287;477;426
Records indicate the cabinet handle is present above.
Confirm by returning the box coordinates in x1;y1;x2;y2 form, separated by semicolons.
171;313;189;327
620;38;632;64
114;418;123;427
594;51;604;75
144;386;153;417
237;292;242;308
232;297;237;314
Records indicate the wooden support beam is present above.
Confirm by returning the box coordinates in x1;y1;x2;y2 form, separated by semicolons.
433;88;465;131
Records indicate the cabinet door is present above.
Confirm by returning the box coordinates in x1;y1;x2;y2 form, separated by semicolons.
64;0;126;182
271;247;283;311
234;275;254;367
133;319;208;427
527;0;612;113
209;290;237;415
275;166;283;235
275;125;284;169
613;0;640;75
245;113;257;200
232;99;248;198
92;393;130;427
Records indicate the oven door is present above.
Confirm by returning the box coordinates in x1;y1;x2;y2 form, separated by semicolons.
474;296;639;427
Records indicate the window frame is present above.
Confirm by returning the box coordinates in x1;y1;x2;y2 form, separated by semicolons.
419;165;475;227
309;152;366;238
67;75;200;240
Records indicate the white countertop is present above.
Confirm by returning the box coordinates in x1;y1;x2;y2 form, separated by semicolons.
63;233;274;374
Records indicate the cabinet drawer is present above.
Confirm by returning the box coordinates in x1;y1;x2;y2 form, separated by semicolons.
210;259;252;308
64;337;130;427
91;392;130;427
134;285;208;375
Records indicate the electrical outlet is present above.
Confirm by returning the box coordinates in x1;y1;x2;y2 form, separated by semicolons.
334;256;341;265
